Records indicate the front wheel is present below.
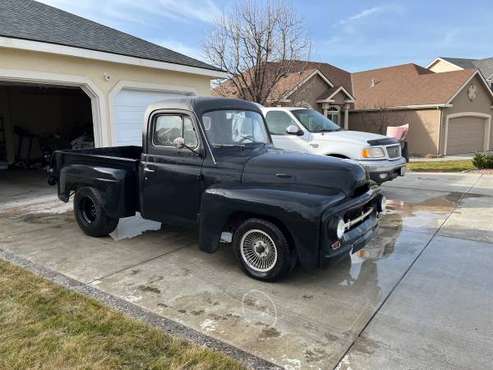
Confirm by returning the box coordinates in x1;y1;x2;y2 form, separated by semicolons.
74;187;119;237
233;218;292;282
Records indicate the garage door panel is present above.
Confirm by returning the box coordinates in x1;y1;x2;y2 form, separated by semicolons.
447;116;486;155
112;89;188;146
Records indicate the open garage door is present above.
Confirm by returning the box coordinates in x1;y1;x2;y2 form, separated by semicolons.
112;88;190;146
446;115;489;155
0;82;94;170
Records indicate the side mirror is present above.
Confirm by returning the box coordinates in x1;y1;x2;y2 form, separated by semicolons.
286;125;303;136
173;137;185;149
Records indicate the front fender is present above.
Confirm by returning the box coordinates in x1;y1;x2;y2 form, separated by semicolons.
198;184;346;270
59;165;135;218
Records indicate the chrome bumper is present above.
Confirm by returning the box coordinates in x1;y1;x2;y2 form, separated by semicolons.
358;157;407;173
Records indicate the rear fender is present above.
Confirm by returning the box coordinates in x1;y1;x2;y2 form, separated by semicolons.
59;165;135;218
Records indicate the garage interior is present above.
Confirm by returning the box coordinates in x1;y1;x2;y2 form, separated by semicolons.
0;82;94;181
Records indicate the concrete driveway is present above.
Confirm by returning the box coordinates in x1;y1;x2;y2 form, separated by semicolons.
1;171;492;369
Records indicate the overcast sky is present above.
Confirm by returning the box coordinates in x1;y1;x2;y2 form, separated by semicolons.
38;0;492;72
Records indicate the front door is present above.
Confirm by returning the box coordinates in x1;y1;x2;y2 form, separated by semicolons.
141;112;204;224
264;110;310;153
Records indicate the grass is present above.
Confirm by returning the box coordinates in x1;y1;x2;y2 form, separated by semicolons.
0;259;244;370
407;160;475;173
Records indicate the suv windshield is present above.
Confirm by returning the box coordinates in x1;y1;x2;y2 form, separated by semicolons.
202;110;270;148
292;109;341;133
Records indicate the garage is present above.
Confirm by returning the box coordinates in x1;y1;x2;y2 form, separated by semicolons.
112;88;191;146
445;113;491;155
0;82;94;170
0;0;225;181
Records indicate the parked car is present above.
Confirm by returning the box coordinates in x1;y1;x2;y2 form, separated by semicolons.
261;107;406;184
48;97;384;281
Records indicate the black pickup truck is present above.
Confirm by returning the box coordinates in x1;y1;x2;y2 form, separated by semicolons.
49;97;384;281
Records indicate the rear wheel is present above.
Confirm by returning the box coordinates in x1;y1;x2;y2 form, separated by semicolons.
233;218;292;282
74;187;119;237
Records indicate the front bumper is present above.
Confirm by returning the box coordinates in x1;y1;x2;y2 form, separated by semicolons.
320;189;382;263
358;157;407;183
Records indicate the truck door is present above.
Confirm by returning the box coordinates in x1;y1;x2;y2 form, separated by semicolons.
140;112;204;224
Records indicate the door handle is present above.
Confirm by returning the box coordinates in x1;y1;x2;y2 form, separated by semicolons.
144;167;156;173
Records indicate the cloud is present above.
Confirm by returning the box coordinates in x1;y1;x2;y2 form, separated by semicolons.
37;0;221;25
156;39;206;61
338;4;404;26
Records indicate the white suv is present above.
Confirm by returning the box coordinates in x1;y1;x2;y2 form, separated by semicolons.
262;107;406;184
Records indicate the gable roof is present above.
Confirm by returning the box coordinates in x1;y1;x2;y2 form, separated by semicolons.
351;63;481;110
317;86;355;103
0;0;221;72
430;57;493;81
213;60;352;103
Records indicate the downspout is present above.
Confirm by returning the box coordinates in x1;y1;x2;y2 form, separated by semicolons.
437;107;443;157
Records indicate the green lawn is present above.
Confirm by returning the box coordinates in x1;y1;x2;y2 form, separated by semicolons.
408;160;475;173
0;259;243;370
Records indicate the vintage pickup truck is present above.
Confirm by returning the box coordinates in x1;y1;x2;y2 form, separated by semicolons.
49;97;384;281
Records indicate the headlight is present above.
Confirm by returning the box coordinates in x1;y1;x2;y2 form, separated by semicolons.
361;147;385;159
336;218;346;239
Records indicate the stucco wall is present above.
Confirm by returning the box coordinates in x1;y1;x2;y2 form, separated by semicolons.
349;108;441;156
429;60;463;73
0;47;213;146
441;74;493;152
287;74;328;113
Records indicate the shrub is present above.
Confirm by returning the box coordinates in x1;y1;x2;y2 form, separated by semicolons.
472;152;493;169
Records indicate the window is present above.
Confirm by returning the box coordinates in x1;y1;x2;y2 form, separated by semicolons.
202;110;270;147
326;107;340;124
153;115;198;147
292;109;341;133
265;111;298;135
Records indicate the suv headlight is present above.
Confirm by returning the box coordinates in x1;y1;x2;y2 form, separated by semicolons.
361;147;385;159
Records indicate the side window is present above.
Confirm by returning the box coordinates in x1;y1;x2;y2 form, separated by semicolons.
153;115;198;148
265;111;297;135
154;115;182;146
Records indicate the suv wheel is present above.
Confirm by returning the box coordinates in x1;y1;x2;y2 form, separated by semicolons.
74;187;119;237
233;218;292;282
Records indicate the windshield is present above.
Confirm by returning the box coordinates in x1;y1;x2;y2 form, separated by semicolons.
202;110;270;147
292;109;341;133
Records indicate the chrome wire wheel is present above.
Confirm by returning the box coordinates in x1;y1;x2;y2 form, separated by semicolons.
240;229;278;273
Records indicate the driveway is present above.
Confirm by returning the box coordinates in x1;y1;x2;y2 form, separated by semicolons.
1;171;492;369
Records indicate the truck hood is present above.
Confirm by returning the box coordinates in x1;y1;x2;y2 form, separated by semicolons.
242;148;368;196
312;130;388;145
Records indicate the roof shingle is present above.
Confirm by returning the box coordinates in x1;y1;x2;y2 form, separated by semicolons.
0;0;220;72
351;63;477;110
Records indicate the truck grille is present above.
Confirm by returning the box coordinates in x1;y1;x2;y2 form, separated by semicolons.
343;204;374;232
386;145;401;159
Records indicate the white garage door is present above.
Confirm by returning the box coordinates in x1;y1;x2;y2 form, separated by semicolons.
447;116;486;155
112;88;189;145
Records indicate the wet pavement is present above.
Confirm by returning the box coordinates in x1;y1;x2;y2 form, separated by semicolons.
1;170;492;369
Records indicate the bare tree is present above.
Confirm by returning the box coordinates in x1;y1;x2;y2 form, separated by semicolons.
205;0;310;105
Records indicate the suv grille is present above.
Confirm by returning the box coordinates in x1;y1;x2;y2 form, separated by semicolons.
386;145;401;159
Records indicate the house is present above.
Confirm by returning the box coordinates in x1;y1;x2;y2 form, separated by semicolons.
350;64;493;156
0;0;225;169
428;57;493;91
213;61;356;129
216;60;493;156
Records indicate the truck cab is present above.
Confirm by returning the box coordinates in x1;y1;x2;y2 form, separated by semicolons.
50;97;384;281
261;107;407;184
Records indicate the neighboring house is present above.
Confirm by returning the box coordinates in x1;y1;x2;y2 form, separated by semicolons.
215;59;493;157
0;0;225;167
428;57;493;91
350;64;493;156
214;61;356;129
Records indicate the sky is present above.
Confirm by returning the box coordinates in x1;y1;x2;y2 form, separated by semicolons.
37;0;492;72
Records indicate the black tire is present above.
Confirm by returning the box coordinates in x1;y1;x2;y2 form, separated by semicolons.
74;187;119;237
233;218;292;282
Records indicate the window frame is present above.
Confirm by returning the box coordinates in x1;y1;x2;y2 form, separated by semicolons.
151;113;200;150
